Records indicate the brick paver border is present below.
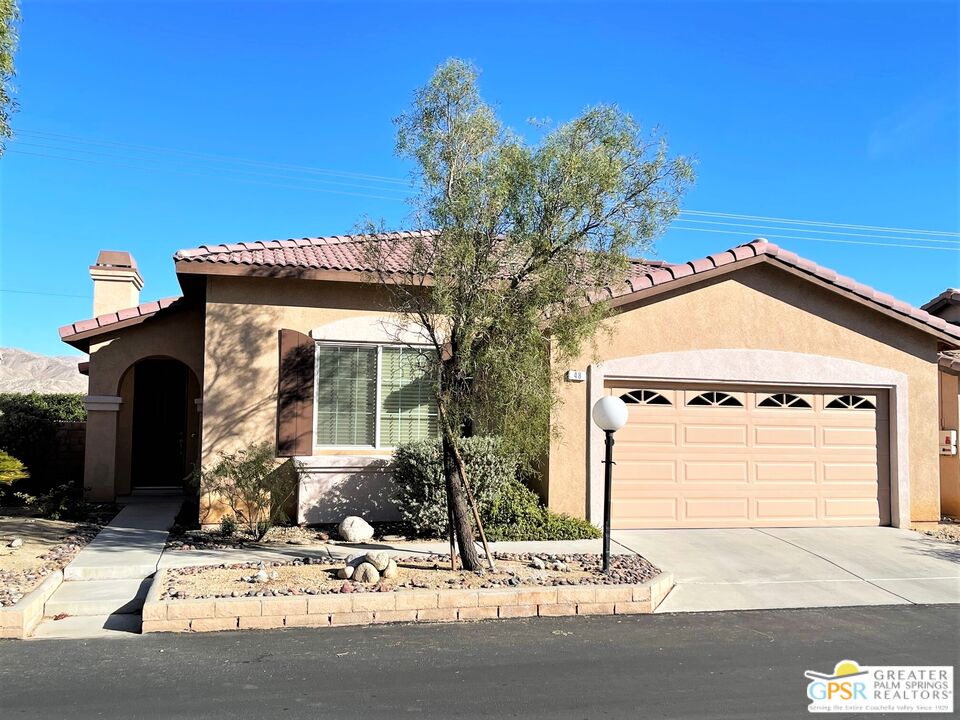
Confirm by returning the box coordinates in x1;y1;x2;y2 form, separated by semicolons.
142;570;674;633
0;571;63;639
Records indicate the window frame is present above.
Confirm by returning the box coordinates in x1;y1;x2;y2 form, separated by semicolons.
312;340;437;451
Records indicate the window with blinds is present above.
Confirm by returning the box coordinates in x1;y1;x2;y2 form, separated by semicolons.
379;347;438;446
314;346;378;446
314;344;437;448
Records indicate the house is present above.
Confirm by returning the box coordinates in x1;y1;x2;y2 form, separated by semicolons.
59;235;960;529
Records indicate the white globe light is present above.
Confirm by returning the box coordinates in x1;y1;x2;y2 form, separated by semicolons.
592;395;628;432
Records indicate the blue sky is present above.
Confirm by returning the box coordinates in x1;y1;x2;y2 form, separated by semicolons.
2;0;958;356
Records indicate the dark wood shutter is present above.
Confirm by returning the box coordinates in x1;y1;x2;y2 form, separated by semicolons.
277;329;315;457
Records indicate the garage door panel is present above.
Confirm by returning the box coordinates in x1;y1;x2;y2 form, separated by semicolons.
616;460;677;483
683;424;748;446
619;423;676;446
683;461;749;483
823;462;878;483
754;425;817;447
609;384;889;529
755;461;817;483
823;427;877;448
755;498;819;522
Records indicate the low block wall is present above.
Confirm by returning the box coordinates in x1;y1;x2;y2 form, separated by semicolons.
0;571;63;639
142;570;674;633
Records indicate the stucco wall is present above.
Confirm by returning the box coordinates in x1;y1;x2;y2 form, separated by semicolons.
547;263;943;525
201;275;404;521
82;304;205;500
939;371;960;516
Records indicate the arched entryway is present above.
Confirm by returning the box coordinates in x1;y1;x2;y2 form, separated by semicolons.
123;358;201;493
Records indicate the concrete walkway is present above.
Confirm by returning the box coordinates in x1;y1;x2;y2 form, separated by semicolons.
32;500;181;640
613;527;960;613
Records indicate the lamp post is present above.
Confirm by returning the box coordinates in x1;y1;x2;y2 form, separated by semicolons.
591;395;628;573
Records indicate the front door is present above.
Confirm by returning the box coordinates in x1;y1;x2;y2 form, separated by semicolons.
131;359;189;489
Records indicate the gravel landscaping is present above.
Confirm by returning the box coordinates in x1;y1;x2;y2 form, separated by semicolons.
160;552;660;601
917;517;960;544
0;516;105;606
166;522;415;551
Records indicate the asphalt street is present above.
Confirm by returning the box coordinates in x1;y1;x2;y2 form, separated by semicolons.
2;605;957;719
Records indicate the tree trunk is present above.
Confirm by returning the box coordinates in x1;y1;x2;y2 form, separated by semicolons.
441;429;482;571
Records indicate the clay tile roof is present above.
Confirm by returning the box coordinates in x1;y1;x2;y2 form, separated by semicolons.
941;351;960;375
174;230;434;275
922;288;960;315
605;238;960;343
59;296;184;342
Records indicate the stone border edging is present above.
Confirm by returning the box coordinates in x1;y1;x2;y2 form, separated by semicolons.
0;571;64;639
142;570;674;633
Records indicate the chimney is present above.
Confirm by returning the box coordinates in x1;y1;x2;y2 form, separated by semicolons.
89;250;143;316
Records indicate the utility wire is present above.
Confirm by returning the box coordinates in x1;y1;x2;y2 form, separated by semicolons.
680;209;960;238
668;224;959;251
674;217;960;246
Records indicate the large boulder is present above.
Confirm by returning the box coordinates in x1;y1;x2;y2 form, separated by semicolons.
364;551;391;572
353;562;380;584
338;516;374;543
382;559;399;579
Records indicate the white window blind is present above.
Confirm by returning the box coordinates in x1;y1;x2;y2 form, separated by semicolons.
314;344;437;448
314;345;377;446
379;347;438;446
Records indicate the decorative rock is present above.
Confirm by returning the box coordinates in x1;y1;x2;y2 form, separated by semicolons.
531;557;546;570
365;551;391;572
338;516;374;543
353;562;380;584
254;569;270;583
340;582;354;593
270;570;279;580
337;566;354;580
8;538;23;549
382;559;399;579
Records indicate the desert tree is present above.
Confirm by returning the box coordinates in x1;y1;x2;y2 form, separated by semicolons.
0;0;20;154
365;59;694;571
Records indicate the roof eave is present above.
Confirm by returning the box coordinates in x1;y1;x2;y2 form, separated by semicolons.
609;254;960;347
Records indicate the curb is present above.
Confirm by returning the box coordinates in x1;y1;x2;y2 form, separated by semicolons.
142;570;675;634
0;571;64;640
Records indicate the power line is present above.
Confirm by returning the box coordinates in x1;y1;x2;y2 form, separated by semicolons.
0;288;92;299
5;148;411;203
11;139;413;197
674;217;960;246
680;210;960;238
668;224;960;251
15;129;415;187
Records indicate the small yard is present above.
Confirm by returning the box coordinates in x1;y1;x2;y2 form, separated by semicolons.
0;515;103;606
916;517;960;544
160;552;660;601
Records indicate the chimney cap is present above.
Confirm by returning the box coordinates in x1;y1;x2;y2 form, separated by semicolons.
93;250;138;269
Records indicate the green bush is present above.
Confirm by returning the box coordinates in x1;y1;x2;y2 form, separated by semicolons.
392;435;600;541
13;482;89;520
197;442;300;541
0;393;86;497
485;479;600;541
0;450;29;485
392;436;516;537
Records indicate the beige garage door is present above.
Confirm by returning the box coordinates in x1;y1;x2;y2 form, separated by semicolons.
608;384;890;529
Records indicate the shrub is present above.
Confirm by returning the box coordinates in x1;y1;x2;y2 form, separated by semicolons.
392;435;600;541
0;393;86;497
392;436;516;537
219;514;238;537
197;442;300;541
485;480;600;542
13;482;89;520
0;450;28;485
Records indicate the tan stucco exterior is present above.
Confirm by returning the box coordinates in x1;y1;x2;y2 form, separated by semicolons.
72;255;953;528
547;263;943;525
939;370;960;516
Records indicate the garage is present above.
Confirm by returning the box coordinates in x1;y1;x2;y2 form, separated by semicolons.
607;383;890;529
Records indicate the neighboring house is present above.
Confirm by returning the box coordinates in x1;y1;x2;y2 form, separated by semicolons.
59;236;960;529
921;288;960;517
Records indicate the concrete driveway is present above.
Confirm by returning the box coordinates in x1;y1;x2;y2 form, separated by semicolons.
612;527;960;613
